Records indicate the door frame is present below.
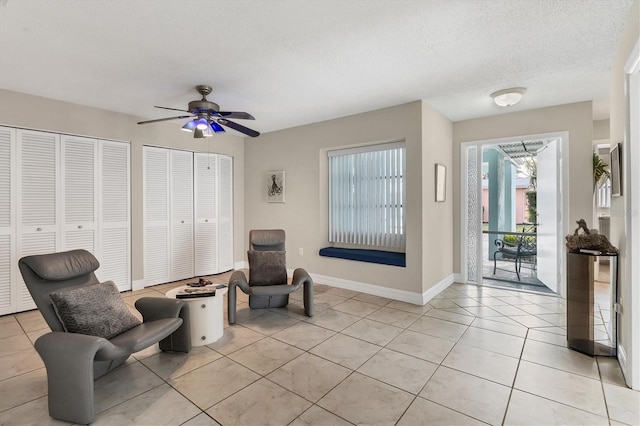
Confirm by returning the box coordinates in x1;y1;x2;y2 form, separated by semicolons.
621;38;639;390
461;131;568;296
535;139;560;293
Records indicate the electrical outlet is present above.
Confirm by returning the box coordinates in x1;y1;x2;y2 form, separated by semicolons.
299;248;304;256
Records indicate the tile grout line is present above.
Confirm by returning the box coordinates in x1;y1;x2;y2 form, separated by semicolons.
501;327;530;425
596;357;614;423
1;280;626;425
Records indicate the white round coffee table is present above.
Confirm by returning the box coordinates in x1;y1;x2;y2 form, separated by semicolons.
166;285;228;346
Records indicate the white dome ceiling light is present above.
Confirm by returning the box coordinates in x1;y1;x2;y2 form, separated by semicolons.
490;87;527;107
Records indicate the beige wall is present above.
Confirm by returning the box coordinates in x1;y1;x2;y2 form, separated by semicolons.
608;0;639;385
593;119;610;141
421;102;454;293
244;101;454;296
0;89;246;284
452;101;594;274
0;90;456;299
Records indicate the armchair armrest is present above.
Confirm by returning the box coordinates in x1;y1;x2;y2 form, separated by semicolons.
292;268;314;317
135;297;185;322
35;330;116;362
229;270;252;294
228;270;251;324
35;332;116;424
291;268;312;290
135;297;191;353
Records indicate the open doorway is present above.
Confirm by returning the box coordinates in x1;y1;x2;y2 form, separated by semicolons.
482;140;545;292
462;133;567;297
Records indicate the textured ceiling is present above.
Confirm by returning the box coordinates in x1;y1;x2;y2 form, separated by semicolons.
0;0;633;135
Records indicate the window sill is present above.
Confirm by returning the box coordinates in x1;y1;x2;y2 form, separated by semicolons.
318;247;406;267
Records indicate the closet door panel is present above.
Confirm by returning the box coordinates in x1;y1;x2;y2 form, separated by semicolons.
144;147;170;286
19;232;56;309
195;223;217;275
17;130;59;311
0;127;14;230
98;141;131;291
3;127;131;313
19;130;58;228
218;155;233;272
194;153;218;275
61;135;98;254
0;234;13;314
0;127;16;315
170;150;194;281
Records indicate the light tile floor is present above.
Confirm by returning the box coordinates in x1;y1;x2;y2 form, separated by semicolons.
1;273;639;425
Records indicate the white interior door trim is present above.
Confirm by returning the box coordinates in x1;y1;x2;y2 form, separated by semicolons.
460;143;482;285
536;139;560;293
622;38;639;390
460;132;568;297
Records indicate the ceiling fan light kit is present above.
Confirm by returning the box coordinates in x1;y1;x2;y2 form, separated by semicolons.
181;120;197;132
195;118;209;130
491;87;526;107
137;85;260;138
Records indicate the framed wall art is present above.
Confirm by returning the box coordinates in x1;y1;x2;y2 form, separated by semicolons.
435;163;446;202
266;170;285;202
610;143;622;197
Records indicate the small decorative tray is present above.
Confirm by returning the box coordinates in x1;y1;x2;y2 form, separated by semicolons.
176;286;216;299
187;278;212;287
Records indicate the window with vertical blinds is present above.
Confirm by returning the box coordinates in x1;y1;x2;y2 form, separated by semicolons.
328;141;406;249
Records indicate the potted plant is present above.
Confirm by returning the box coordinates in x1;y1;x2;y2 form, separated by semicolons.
593;152;610;192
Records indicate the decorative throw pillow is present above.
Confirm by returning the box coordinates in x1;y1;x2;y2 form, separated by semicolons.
248;251;287;286
49;281;141;339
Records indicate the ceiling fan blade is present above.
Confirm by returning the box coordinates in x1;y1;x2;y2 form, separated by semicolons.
215;111;255;120
210;121;225;133
217;118;260;137
154;105;191;113
137;115;193;125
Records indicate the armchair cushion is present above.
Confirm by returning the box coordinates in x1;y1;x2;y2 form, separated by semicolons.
49;280;141;339
248;250;287;286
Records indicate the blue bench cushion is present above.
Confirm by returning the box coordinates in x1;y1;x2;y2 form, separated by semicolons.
319;247;406;267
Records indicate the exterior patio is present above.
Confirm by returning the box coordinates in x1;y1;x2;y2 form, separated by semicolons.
481;231;544;291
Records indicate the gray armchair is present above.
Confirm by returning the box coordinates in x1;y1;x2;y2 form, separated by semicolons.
18;249;191;424
228;229;313;324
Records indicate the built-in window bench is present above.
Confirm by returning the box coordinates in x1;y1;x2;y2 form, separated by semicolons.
318;247;406;267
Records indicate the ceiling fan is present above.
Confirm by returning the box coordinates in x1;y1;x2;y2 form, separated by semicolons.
137;85;260;138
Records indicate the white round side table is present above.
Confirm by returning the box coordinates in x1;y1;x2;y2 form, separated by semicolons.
166;285;227;346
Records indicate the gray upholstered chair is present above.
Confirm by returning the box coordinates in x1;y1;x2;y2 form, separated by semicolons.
228;229;313;324
18;249;191;424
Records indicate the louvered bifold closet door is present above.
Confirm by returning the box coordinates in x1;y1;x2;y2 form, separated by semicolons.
0;127;16;315
170;150;194;281
144;147;170;286
61;136;98;255
97;141;131;291
194;153;218;275
17;130;60;311
218;155;233;272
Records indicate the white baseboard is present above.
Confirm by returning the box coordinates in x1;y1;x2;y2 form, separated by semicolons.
453;273;464;283
421;274;456;305
131;279;145;291
618;344;629;386
234;260;248;270
306;271;456;306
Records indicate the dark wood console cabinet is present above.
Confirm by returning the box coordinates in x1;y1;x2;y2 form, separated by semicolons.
567;251;617;356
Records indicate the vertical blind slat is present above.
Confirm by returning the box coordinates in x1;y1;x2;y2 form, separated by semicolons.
328;144;405;249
